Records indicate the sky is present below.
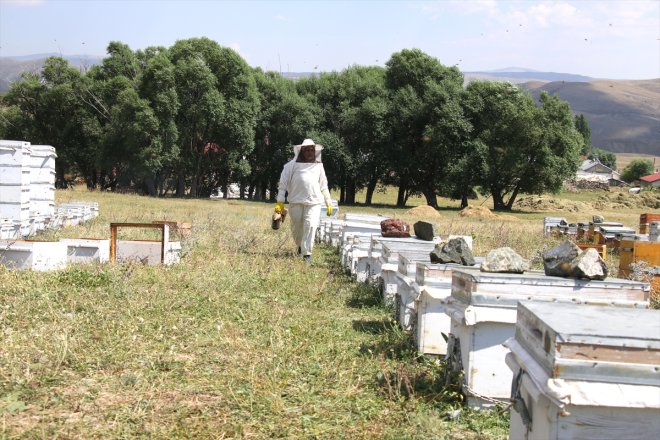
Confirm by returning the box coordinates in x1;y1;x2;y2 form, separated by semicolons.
0;0;658;80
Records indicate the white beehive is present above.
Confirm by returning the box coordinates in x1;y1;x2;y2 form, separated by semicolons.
29;145;56;218
0;219;16;239
395;253;434;331
414;261;482;356
445;269;650;407
0;140;31;222
379;242;437;305
61;238;110;264
0;239;67;271
505;302;660;439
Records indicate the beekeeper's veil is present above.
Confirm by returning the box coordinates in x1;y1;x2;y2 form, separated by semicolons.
293;138;323;162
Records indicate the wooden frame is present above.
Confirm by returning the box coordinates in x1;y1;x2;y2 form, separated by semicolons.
109;222;169;264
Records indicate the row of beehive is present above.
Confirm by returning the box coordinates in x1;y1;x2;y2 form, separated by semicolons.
0;140;100;238
0;202;100;239
544;215;660;243
0;236;181;271
320;213;659;439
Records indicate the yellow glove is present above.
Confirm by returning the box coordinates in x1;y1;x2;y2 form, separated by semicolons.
275;202;285;214
326;204;333;216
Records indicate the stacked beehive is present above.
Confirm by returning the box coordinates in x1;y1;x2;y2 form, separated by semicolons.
0;141;32;232
1;140;58;236
505;302;660;438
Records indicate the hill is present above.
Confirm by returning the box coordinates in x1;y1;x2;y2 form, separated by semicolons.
0;54;102;92
521;80;660;155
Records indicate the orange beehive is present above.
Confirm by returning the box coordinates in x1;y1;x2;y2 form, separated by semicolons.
618;240;660;278
577;243;607;260
639;213;660;234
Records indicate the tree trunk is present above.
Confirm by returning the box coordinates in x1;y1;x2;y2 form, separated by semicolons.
269;179;277;202
339;179;345;204
176;169;186;197
505;185;521;211
422;186;438;208
345;177;356;204
365;175;378;205
460;193;469;209
396;174;408;207
491;188;507;211
144;177;157;197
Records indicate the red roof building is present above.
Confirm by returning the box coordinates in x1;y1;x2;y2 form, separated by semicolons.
640;172;660;188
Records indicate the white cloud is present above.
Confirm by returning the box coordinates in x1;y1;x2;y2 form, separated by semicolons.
274;14;286;21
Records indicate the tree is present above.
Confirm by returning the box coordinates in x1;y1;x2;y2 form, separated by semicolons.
465;82;582;210
384;48;466;207
138;49;180;195
589;147;616;170
169;38;259;197
249;69;319;201
337;66;390;205
171;54;224;197
2;57;102;187
574;113;591;155
621;159;654;183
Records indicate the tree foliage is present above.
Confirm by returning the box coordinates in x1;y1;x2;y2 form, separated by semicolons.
621;159;654;183
0;44;584;209
588;147;617;171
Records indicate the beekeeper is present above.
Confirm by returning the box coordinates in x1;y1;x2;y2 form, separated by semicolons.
275;138;333;262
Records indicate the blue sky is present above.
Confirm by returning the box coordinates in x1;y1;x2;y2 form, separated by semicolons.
0;0;658;79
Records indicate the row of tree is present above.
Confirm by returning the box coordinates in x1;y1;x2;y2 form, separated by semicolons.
0;39;588;210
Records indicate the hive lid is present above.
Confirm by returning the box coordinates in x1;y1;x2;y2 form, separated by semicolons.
450;269;649;308
514;302;660;386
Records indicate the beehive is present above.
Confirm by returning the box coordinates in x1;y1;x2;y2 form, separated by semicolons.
445;269;650;407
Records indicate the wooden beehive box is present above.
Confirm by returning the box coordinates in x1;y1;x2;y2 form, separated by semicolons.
515;302;660;386
618;240;660;278
640;213;660;234
445;269;650;407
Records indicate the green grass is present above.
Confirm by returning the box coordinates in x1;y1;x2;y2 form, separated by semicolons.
1;190;512;439
1;186;658;437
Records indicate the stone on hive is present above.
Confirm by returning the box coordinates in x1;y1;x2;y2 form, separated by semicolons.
570;248;608;280
543;241;581;277
430;237;475;265
413;221;439;241
481;247;529;273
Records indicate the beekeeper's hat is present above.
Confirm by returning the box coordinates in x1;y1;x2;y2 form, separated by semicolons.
293;138;323;161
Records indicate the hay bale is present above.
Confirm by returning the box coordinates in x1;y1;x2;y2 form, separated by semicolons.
405;205;441;218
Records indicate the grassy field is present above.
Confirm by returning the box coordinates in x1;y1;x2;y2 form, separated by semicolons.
1;187;658;438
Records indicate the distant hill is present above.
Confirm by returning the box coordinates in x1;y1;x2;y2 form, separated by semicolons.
464;70;593;83
520;80;660;155
0;54;102;92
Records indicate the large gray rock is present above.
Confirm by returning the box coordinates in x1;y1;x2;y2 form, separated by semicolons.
481;247;529;274
543;241;581;277
592;214;604;223
570;248;608;280
414;221;439;241
430;237;475;266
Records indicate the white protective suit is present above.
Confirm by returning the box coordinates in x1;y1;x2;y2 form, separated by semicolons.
277;142;331;257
